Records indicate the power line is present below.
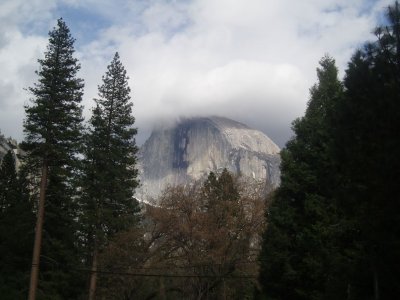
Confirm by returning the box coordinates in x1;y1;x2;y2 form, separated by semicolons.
83;260;260;271
14;256;261;279
76;267;258;279
18;255;260;271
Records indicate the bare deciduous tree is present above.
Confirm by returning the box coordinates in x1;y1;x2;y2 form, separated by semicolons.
98;170;268;299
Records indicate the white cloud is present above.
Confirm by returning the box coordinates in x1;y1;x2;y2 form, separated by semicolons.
0;0;54;139
0;0;393;147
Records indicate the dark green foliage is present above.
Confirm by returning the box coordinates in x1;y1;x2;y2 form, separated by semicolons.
203;169;241;228
80;52;140;267
23;19;84;166
0;151;19;212
259;2;400;300
0;151;35;299
258;56;344;300
204;169;240;203
22;18;85;299
332;2;400;298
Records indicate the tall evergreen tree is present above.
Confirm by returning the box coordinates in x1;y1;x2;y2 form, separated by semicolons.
80;52;140;300
0;151;19;213
259;3;400;300
22;18;85;300
332;2;400;298
202;169;240;229
0;151;35;299
258;56;344;300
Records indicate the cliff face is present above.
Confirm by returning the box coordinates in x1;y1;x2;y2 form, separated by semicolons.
0;133;23;169
137;117;281;200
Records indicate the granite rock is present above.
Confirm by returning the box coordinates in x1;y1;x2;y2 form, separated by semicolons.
136;116;281;201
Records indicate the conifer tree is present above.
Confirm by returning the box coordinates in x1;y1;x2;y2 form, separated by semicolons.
22;18;84;299
202;169;240;229
0;151;35;299
81;52;140;300
332;2;400;298
259;3;400;299
258;56;344;299
0;151;18;213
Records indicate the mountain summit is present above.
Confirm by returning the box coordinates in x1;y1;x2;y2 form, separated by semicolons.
137;116;281;200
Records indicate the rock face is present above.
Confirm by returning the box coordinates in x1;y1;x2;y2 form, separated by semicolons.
137;116;281;200
0;132;23;169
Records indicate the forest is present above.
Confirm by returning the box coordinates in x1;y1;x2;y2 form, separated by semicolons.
0;1;399;299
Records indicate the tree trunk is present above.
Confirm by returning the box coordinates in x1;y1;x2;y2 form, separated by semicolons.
159;277;166;300
346;283;351;300
88;245;98;300
28;161;48;300
373;265;380;300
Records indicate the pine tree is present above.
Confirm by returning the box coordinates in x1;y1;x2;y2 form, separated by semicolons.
0;151;18;213
332;2;400;298
81;52;140;300
258;56;344;299
22;18;84;300
0;151;35;299
202;169;240;229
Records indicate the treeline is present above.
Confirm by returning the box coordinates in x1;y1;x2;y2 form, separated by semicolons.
0;18;267;300
257;2;400;300
0;19;140;299
97;170;266;299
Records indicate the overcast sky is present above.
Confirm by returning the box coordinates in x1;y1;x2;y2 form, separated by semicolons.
0;0;391;148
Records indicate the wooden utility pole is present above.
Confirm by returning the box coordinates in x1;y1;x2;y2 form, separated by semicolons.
28;162;48;300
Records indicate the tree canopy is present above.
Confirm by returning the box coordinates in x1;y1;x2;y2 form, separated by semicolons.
23;18;85;299
258;2;400;299
80;52;140;299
